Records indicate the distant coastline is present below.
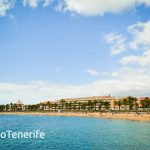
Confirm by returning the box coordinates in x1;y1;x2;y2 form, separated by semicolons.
1;96;150;122
0;112;150;122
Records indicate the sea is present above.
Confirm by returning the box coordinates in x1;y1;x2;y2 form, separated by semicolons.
0;115;150;150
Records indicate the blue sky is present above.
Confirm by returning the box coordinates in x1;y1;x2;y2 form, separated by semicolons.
0;0;150;104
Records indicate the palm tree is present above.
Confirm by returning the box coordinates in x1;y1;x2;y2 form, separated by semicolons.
93;100;98;111
141;97;150;110
42;103;46;111
127;96;137;111
0;105;5;112
87;100;90;111
77;102;81;111
103;101;110;110
135;102;139;111
65;102;69;111
140;100;146;110
9;103;13;111
46;101;51;111
54;103;58;111
144;97;150;109
122;98;128;110
60;99;66;110
88;100;93;111
98;100;103;111
73;101;77;111
69;101;72;111
147;98;150;109
34;104;39;111
14;103;18;111
39;103;45;111
114;100;122;111
81;102;86;111
5;104;9;112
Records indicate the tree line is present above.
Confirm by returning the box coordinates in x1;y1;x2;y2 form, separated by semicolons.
0;96;150;112
40;99;111;111
114;96;150;111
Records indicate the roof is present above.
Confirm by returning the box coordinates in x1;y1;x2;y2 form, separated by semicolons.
41;96;114;103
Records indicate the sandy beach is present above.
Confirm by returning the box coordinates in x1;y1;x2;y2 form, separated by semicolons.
0;112;150;122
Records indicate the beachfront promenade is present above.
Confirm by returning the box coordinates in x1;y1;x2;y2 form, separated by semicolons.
0;96;150;121
0;96;150;112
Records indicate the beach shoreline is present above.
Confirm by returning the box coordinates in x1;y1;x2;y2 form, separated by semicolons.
0;112;150;122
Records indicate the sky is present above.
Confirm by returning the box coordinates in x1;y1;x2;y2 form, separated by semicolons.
0;0;150;104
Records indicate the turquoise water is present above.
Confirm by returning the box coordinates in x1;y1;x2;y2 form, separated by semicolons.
0;115;150;150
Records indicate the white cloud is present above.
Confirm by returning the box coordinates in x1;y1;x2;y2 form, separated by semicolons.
138;0;150;6
120;50;150;66
120;55;138;65
118;20;150;67
43;0;51;7
128;20;150;49
23;0;52;8
1;2;150;104
0;81;86;104
105;33;126;55
100;20;150;98
1;70;150;104
1;0;150;17
106;20;150;60
23;0;38;8
59;0;150;16
86;69;99;76
0;0;14;17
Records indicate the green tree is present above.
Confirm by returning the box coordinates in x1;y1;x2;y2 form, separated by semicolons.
81;102;86;111
77;102;82;111
5;104;9;112
144;97;150;109
69;101;72;111
141;97;150;110
73;101;77;111
0;105;5;112
122;98;128;110
127;96;137;110
114;100;122;111
54;103;58;111
103;101;110;110
87;100;93;111
93;100;98;111
14;103;18;111
60;99;66;110
98;100;103;111
46;101;52;111
140;100;146;110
